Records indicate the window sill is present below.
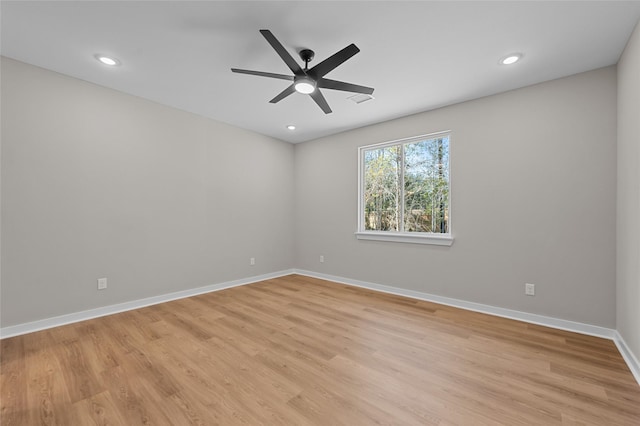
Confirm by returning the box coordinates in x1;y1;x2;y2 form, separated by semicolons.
354;231;454;246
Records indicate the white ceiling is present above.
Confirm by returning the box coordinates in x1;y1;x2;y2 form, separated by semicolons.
2;1;640;143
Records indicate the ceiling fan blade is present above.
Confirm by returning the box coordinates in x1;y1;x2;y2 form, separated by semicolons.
309;89;332;114
308;44;360;79
260;29;304;75
270;84;296;103
231;68;294;81
318;78;374;95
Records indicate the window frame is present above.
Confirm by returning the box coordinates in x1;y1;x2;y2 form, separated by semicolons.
356;131;454;246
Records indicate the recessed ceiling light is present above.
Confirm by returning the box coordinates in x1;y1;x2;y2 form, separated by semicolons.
94;54;120;66
286;125;296;130
500;53;523;65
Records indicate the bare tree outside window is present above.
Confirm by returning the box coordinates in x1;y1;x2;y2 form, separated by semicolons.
362;134;450;234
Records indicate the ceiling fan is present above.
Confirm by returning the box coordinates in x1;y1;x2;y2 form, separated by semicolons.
231;30;374;114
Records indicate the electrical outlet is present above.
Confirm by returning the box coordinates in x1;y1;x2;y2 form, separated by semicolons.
97;278;108;290
320;255;324;263
250;257;255;266
525;283;535;296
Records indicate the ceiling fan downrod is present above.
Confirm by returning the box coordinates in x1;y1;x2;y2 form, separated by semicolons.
299;49;314;71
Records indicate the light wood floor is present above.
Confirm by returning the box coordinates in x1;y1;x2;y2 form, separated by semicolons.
1;275;639;425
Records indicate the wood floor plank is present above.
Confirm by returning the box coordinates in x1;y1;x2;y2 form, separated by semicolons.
23;331;72;426
2;274;639;425
0;337;28;425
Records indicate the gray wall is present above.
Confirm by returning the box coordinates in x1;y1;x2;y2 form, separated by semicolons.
295;67;617;328
1;58;295;326
617;22;640;360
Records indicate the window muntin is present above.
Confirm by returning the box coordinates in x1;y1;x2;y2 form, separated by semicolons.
358;132;451;243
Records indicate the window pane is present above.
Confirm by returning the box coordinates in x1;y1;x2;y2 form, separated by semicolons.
404;137;449;233
363;145;401;231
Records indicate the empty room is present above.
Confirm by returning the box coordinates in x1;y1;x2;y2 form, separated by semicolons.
1;1;640;425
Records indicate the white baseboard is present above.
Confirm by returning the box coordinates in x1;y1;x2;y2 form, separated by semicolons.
613;331;640;385
294;269;640;387
0;269;295;339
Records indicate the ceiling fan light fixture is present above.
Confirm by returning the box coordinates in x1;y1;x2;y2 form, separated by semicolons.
286;124;296;130
294;76;316;94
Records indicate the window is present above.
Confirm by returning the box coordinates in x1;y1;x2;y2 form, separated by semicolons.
356;132;453;245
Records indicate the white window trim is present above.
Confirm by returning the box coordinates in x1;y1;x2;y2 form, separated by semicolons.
354;231;454;246
356;131;454;246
